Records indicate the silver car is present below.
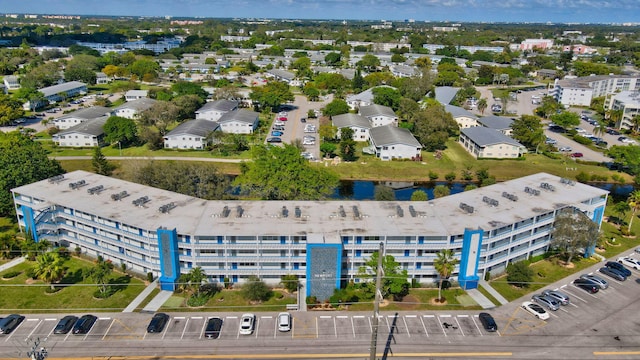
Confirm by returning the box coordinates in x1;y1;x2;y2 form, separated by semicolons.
531;294;560;311
541;290;570;305
580;274;608;289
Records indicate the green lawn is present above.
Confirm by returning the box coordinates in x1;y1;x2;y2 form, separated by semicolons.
0;257;146;313
344;288;481;311
476;284;501;306
160;289;296;313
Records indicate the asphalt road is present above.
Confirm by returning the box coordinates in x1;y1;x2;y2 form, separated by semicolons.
2;250;640;359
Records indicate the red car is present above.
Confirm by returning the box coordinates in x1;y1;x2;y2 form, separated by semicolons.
570;152;583;158
278;117;288;121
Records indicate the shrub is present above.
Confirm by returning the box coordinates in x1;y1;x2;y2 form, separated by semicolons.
575;171;590;183
444;172;456;182
74;246;82;256
573;135;592;145
484;271;491;281
56;247;71;260
506;261;533;288
2;271;21;279
199;283;221;297
25;267;36;279
186;293;209;307
428;171;438;181
147;272;154;282
306;295;318;305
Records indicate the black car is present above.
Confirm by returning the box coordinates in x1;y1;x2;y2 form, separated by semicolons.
0;314;25;334
266;137;282;143
605;261;632;277
573;278;599;293
146;313;170;333
599;267;627;281
72;314;97;335
478;312;497;332
54;315;78;335
204;317;223;339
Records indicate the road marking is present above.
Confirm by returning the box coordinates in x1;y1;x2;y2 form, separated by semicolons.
470;315;483;336
102;318;116;341
454;317;464;336
174;317;185;320
563;287;589;302
559;307;569;313
320;316;332;319
45;318;57;321
457;315;469;318
226;316;238;319
336;316;348;319
437;316;447;337
440;314;451;318
419;315;428;337
548;312;558;318
191;316;203;320
98;317;111;320
353;315;364;318
26;318;39;322
27;319;43;339
594;351;640;356
261;316;272;319
350;316;355;337
402;315;410;337
40;352;513;359
405;315;416;318
423;315;435;318
181;317;190;340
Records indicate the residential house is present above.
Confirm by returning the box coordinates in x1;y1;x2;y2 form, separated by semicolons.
266;69;300;86
445;104;479;129
111;98;157;120
124;90;149;102
359;104;398;128
217;109;260;134
53;116;108;147
368;125;422;161
434;86;460;105
24;81;87;110
163;119;219;150
53;106;110;130
346;85;396;110
459;127;526;159
95;72;109;85
331;113;371;141
476;115;515;136
3;75;20;90
195;99;239;122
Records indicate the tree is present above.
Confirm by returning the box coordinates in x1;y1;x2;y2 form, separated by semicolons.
103;116;138;146
88;257;114;296
511;115;545;152
128;58;160;80
322;99;349;117
0;94;25;125
535;96;562;119
434;249;458;301
391;53;406;63
0;132;64;216
250;81;294;113
339;127;357;161
477;98;487;115
372;86;402;111
320;142;337;158
412;103;458;151
64;54;99;84
170;81;208;101
34;251;66;291
551;209;599;265
358;251;409;301
356;54;380;72
414;56;432;68
613;201;630;226
606;145;640;176
178;266;206;297
91;147;115;176
242;275;272;302
172;94;205;121
324;52;341;66
374;185;396;201
627;190;640;233
506;261;533;288
410;190;428;201
234;144;339;200
433;185;450;198
549;111;580;130
139;101;180;135
280;274;299;293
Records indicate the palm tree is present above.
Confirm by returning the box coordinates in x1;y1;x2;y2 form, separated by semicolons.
627;190;640;233
477;98;488;115
613;201;630;226
88;258;114;296
630;115;640;135
434;249;458;302
33;251;66;291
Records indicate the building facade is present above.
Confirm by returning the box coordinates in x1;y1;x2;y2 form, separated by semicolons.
12;171;607;298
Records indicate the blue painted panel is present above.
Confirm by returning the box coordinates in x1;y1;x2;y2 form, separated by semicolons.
157;228;180;291
21;206;39;242
306;243;342;301
458;228;483;290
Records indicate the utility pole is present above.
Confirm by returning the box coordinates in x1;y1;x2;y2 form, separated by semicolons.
369;242;384;360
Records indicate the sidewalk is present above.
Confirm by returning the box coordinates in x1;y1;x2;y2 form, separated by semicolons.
465;288;496;309
141;290;174;313
122;279;158;313
478;279;509;305
0;257;26;273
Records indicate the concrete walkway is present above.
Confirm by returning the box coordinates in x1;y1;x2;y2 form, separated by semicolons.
122;279;158;313
478;279;509;305
465;288;496;309
141;290;174;313
0;256;26;273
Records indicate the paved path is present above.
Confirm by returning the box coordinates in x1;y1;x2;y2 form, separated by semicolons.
465;288;496;309
122;279;159;313
51;156;244;162
141;290;174;313
0;256;26;273
478;279;509;305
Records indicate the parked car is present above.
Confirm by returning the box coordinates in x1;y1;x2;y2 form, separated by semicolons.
278;117;288;121
0;314;25;334
266;137;282;143
570;152;584;158
541;290;570;305
635;247;640;254
521;301;549;320
72;314;97;335
204;317;223;339
301;152;315;160
273;126;285;131
573;278;599;293
300;118;306;123
606;129;620;135
54;315;78;335
580;274;608;289
146;313;170;333
271;131;283;137
478;312;497;332
605;261;632;277
598;267;627;281
545;137;557;145
278;312;291;332
239;313;255;335
531;294;560;311
617;256;640;270
559;146;572;152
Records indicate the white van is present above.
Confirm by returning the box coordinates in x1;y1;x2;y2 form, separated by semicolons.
278;312;291;332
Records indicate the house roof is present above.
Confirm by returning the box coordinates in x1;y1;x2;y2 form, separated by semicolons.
217;109;259;124
369;125;421;147
460;126;524;147
359;104;396;118
346;85;396;104
444;104;478;120
58;106;111;121
268;68;296;81
165;119;219;137
197;99;238;113
125;90;148;97
331;113;371;129
434;86;460;105
58;116;108;136
3;75;18;84
477;116;514;130
113;98;157;112
39;81;87;97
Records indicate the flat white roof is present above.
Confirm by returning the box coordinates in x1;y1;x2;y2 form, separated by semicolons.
13;171;608;238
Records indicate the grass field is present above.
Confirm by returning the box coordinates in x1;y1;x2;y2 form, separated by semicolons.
160;289;296;313
0;257;146;313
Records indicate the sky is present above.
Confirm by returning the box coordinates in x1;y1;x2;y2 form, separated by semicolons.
4;0;640;24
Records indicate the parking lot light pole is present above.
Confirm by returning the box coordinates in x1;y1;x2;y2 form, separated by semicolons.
369;242;384;360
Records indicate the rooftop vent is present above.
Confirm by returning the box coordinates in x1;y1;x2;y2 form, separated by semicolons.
408;205;417;217
158;202;176;214
236;205;244;218
111;191;129;201
352;205;360;219
540;182;555;192
222;206;231;218
482;196;499;207
87;185;104;195
48;175;65;183
294;206;302;218
281;206;288;218
560;178;576;186
339;205;346;218
68;180;87;190
501;191;518;202
396;205;404;217
459;202;474;214
524;186;540;196
132;196;150;207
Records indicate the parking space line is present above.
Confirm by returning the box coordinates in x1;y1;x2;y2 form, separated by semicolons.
102;318;116;341
419;316;428;337
562;287;588;302
350;317;355;337
471;316;483;336
548;312;559;318
401;315;410;337
437;316;447;337
454;317;464;336
98;317;110;320
457;315;469;318
198;318;207;340
226;316;237;319
570;284;599;299
261;316;272;319
336;316;348;318
27;319;43;340
191;316;203;320
320;316;332;318
254;316;260;338
559;307;570;313
316;317;319;339
174;317;185;320
45;318;57;321
26;318;38;322
181;318;190;340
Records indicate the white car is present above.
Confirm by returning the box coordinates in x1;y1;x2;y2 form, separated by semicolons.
521;301;550;320
239;313;255;335
277;312;291;332
617;256;640;270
